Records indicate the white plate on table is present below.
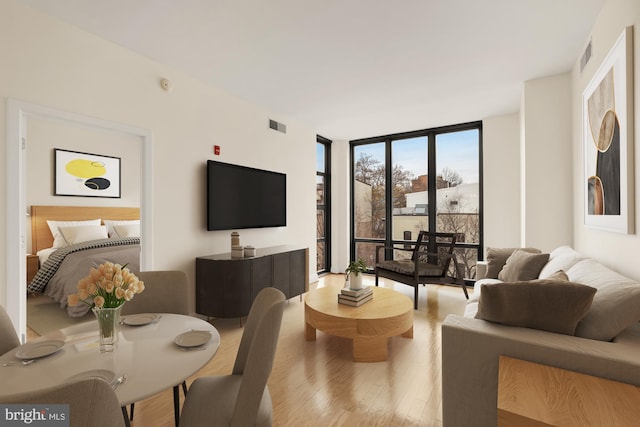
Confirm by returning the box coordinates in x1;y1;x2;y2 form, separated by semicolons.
123;313;160;326
64;369;116;384
15;340;64;360
174;331;212;348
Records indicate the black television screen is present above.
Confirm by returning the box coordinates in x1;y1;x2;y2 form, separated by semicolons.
207;160;286;230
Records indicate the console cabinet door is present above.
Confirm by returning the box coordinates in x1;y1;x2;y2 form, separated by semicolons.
289;249;307;297
196;259;251;318
251;256;273;302
272;253;291;297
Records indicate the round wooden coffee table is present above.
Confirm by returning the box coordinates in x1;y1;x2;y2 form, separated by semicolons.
304;286;413;362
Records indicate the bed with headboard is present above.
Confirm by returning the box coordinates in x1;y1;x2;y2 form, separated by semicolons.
28;205;141;317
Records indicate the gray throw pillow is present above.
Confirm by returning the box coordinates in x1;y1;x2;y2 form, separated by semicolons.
485;247;541;279
574;282;640;341
498;250;550;282
567;258;640;341
475;280;597;335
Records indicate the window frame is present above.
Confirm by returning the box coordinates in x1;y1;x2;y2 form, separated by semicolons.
349;121;483;282
317;135;332;274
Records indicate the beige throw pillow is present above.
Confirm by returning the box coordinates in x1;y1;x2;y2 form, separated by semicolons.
475;280;597;335
574;282;640;341
568;258;640;341
485;247;541;279
112;224;140;238
47;219;101;248
58;225;108;246
498;250;550;282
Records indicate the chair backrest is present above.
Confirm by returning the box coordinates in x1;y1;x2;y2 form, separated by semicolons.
413;231;458;275
121;270;189;315
233;287;285;375
0;304;20;356
231;287;285;426
1;378;125;427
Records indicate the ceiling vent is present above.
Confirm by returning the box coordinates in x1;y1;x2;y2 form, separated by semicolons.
269;119;286;134
580;39;592;73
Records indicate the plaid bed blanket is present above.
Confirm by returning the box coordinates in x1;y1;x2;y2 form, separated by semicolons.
27;237;140;293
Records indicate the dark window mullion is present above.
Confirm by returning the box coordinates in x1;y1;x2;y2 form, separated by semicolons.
317;136;331;274
427;133;437;234
384;139;394;260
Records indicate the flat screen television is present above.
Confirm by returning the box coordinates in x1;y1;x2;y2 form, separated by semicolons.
207;160;287;230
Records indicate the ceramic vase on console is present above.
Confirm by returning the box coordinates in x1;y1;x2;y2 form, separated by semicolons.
93;306;122;353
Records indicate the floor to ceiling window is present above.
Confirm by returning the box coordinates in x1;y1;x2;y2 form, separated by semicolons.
350;121;483;281
352;142;386;267
316;136;331;274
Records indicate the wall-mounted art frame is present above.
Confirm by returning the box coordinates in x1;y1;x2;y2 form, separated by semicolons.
54;148;121;198
583;26;634;234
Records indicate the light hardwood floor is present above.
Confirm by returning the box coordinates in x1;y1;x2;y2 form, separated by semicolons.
28;274;469;426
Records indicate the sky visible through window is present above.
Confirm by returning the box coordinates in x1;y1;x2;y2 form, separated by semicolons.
437;130;479;184
354;129;479;184
316;143;325;172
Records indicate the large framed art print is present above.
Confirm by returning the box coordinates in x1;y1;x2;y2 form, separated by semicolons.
54;148;121;198
583;26;634;234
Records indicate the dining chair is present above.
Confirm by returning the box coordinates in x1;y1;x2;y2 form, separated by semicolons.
120;270;189;426
1;377;125;427
121;270;189;316
179;287;286;427
0;304;20;356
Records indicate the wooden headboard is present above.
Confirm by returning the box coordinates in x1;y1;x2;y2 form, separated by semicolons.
31;205;140;253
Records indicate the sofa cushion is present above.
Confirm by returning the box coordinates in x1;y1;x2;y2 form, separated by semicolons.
464;300;479;318
545;270;569;281
568;259;640;341
469;271;568;307
471;278;503;303
539;246;586;279
498;250;550;282
485;247;541;279
475;280;596;335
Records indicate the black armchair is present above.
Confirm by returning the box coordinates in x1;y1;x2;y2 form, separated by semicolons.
375;231;469;309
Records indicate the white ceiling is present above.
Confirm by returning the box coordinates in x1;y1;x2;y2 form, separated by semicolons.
21;0;605;140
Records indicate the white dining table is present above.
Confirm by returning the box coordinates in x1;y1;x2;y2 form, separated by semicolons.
0;313;220;412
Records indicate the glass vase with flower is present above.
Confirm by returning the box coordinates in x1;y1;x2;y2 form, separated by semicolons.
68;262;144;353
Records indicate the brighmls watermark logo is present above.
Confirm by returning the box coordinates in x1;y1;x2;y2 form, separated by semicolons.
1;405;69;426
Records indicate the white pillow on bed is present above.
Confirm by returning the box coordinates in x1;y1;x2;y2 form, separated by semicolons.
58;225;108;245
47;219;101;248
112;223;140;238
103;220;140;237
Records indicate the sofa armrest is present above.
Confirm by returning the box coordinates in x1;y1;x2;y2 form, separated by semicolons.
441;315;640;427
475;260;488;280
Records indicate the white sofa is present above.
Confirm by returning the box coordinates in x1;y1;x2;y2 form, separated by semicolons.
441;246;640;427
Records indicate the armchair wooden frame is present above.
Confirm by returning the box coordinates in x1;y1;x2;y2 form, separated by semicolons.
375;231;469;309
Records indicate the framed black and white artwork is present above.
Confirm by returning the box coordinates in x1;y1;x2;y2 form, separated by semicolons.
54;148;121;198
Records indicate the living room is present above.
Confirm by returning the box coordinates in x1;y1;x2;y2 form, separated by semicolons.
1;0;640;425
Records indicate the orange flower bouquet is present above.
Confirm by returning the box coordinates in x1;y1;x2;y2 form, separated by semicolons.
68;261;144;309
68;262;144;352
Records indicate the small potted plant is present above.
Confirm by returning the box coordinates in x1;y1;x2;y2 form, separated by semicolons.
345;258;368;290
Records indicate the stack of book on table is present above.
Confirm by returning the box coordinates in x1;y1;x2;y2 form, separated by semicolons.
338;286;373;306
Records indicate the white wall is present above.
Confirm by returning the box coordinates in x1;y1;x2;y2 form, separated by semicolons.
331;139;351;274
571;0;640;279
0;0;317;316
521;73;574;252
482;113;521;250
